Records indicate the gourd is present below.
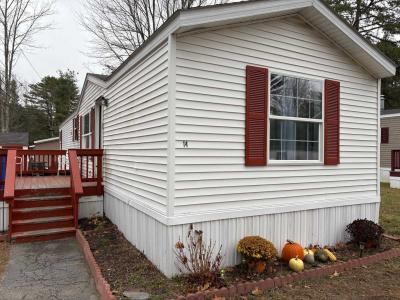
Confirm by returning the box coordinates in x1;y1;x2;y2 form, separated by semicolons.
315;249;328;262
303;253;315;264
289;256;304;272
323;248;337;262
303;249;313;256
282;240;304;262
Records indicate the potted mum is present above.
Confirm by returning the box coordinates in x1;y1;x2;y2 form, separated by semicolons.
237;236;277;273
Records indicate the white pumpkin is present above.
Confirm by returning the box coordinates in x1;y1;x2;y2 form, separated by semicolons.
289;257;304;272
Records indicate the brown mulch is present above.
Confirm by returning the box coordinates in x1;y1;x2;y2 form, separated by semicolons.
80;217;191;300
80;216;400;300
0;240;10;281
222;238;398;286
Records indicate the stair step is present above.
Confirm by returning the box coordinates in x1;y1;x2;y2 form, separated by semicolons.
14;196;71;209
13;206;73;220
12;227;76;243
15;188;70;198
12;216;73;224
12;216;74;233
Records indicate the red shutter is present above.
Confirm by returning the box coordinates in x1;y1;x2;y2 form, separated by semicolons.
381;127;389;144
90;108;95;149
324;79;340;165
73;117;79;141
59;130;63;149
245;65;268;166
79;115;83;149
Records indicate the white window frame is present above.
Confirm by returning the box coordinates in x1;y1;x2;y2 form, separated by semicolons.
268;71;324;165
82;113;92;149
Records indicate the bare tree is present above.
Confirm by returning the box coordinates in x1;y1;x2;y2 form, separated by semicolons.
81;0;223;71
0;0;53;132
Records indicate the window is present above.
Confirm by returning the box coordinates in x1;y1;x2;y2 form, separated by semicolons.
73;117;79;141
381;127;389;144
82;113;91;148
269;73;323;161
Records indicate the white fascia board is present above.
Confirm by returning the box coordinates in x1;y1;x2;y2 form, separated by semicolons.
33;137;59;145
381;113;400;119
87;75;107;89
178;0;311;30
102;0;396;88
312;0;396;78
105;0;311;88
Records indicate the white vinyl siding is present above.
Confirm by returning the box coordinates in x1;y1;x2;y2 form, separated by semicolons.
105;191;379;276
103;43;169;215
173;16;379;216
59;116;79;150
59;81;104;150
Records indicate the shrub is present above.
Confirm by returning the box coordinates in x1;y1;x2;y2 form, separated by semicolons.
345;219;384;248
237;236;277;262
174;225;223;287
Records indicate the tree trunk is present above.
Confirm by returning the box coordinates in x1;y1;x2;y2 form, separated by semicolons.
353;0;362;31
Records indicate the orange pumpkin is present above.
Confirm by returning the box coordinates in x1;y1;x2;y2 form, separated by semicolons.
281;240;304;262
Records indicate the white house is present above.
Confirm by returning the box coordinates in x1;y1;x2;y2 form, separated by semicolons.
59;0;396;276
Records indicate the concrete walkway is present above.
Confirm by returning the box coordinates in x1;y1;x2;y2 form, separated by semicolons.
0;238;98;300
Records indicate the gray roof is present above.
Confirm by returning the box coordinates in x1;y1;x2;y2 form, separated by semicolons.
0;132;29;146
381;109;400;115
87;73;108;81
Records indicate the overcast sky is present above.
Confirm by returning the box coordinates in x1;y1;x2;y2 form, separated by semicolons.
14;0;103;90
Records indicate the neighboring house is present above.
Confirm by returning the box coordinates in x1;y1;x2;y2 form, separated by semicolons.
59;0;396;276
380;109;400;183
32;137;60;150
0;132;29;148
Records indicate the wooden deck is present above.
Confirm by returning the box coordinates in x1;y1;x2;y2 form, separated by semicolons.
15;176;96;191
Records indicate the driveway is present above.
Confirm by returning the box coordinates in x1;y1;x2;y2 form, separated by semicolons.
0;238;98;300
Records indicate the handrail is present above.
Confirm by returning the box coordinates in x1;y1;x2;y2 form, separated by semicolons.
4;150;16;239
4;150;16;200
69;150;83;195
15;149;68;176
69;150;83;228
16;150;67;155
74;148;103;196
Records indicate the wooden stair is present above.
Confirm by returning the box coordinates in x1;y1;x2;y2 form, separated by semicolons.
11;194;76;243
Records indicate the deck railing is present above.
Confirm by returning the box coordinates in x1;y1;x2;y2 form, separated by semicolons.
391;150;400;176
4;150;16;238
68;150;83;228
0;149;7;194
75;149;103;196
15;150;68;176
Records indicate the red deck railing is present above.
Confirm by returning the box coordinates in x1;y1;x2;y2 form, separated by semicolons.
0;148;104;235
4;150;16;238
75;149;103;196
15;150;69;176
391;150;400;177
0;149;7;197
69;150;83;228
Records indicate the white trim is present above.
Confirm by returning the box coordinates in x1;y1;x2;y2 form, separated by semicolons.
167;34;177;218
33;137;59;145
377;78;381;197
311;0;396;78
381;113;400;119
105;184;379;225
268;71;324;163
104;0;395;90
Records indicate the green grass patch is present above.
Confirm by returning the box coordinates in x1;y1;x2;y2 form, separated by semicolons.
380;183;400;235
